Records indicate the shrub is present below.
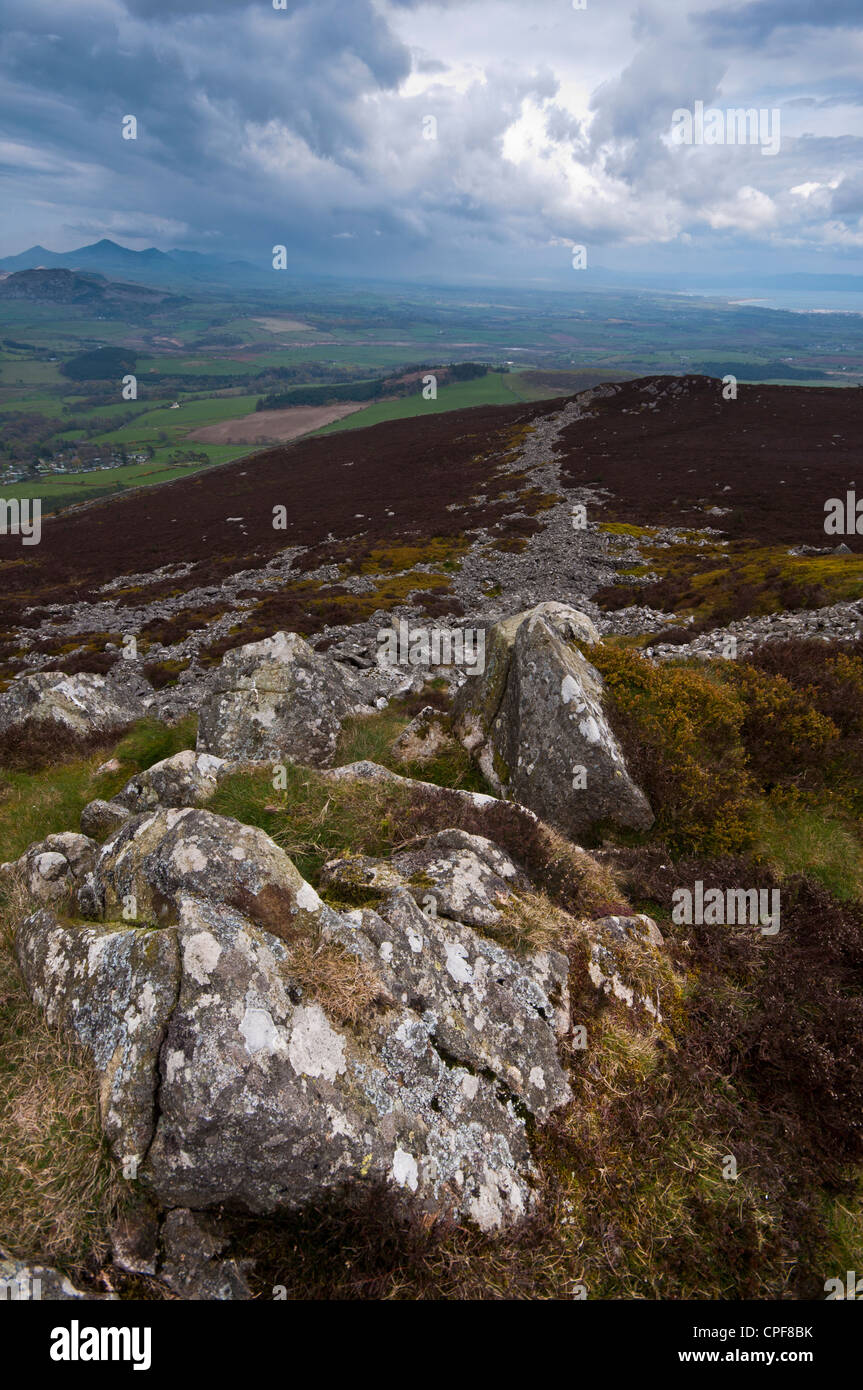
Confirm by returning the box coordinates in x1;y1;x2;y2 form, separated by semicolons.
722;662;839;781
590;646;753;854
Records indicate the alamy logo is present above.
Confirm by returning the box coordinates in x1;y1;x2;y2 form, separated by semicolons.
824;491;863;536
1;1272;41;1299
377;620;485;674
50;1320;152;1371
672;881;780;934
670;101;781;156
824;1271;863;1300
0;497;41;545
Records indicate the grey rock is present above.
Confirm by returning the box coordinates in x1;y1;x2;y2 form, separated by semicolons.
391;706;452;765
12;786;597;1233
109;1205;160;1277
321;828;529;931
142;893;542;1229
95;807;328;942
454;606;653;837
13;911;180;1166
0;667;151;737
80;799;132;840
327;887;571;1120
112;749;226;812
196;630;373;766
7;832;97;907
159;1210;252;1300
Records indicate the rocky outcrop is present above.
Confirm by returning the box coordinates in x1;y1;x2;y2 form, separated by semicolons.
12;808;578;1233
0;666;152;737
195;630;375;766
453;603;653;838
321;828;531;931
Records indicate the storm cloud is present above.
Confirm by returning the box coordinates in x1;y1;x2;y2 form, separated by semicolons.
1;0;861;281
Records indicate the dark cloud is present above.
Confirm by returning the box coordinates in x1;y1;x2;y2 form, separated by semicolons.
700;0;863;43
0;0;861;278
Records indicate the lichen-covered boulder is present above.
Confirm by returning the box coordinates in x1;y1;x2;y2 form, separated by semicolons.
112;749;226;812
13;808;576;1232
0;667;152;737
2;832;97;907
453;605;653;838
196;630;373;766
94;807;327;941
14;911;179;1163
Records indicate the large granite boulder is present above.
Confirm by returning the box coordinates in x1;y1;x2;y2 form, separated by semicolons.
453;604;653;838
93;807;327;941
196;630;374;766
0;667;152;737
12;808;575;1233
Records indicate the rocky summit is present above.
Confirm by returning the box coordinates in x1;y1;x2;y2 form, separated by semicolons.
0;591;674;1293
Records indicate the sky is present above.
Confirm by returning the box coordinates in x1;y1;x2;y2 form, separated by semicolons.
1;0;863;286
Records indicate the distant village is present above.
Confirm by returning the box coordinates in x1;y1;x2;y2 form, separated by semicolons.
0;445;151;486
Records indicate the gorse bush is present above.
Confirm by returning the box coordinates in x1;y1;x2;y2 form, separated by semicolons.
721;662;839;781
589;645;753;854
591;643;863;886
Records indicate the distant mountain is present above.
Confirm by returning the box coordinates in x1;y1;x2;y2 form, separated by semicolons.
0;266;187;311
0;238;267;288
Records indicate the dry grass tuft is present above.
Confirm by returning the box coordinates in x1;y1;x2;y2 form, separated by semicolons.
287;935;393;1028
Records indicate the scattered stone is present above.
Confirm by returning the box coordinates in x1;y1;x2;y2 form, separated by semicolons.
159;1210;252;1301
646;597;863;663
80;799;132;840
4;832;96;907
109;1204;160;1278
391;706;452;764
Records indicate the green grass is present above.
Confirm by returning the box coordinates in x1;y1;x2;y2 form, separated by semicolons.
312;371;546;435
0;717;196;863
752;798;863;901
